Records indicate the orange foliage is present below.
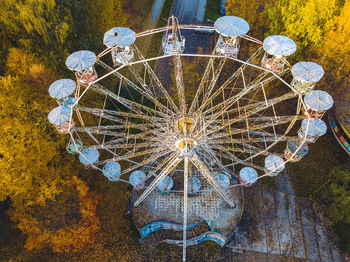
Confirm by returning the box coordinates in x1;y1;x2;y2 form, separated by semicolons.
12;176;101;253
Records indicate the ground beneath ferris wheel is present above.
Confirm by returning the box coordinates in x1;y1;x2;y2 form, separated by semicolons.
130;175;243;247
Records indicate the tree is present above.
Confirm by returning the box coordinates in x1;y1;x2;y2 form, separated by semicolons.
10;176;101;252
322;161;350;224
266;0;343;55
226;0;273;39
0;48;101;252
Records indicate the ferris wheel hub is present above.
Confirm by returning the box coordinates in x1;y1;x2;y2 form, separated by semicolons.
175;138;197;150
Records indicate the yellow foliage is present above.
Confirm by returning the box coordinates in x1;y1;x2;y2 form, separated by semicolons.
12;176;101;253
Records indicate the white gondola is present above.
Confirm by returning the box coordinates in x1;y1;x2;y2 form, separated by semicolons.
157;176;174;193
264;155;285;176
298;119;327;143
291;62;324;94
162;34;185;54
49;79;77;99
239;167;258;187
214;16;250;58
213;172;231;188
129;170;146;189
162;16;185;55
66;50;98;85
48;106;71;125
304;90;334;119
102;161;122;181
104;27;136;66
188;176;201;196
261;35;297;73
79;148;99;168
284;140;309;162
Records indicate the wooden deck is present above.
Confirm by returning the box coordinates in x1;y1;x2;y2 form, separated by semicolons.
226;183;344;261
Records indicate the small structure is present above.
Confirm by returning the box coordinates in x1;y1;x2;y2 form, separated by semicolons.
262;35;297;73
284;140;309;162
48;106;72;134
213;172;231;188
239;167;258;187
66;50;98;85
79;148;99;168
264;155;285;176
102;161;121;181
303;90;334;119
162;16;185;55
298;119;327;143
103;27;136;66
214;16;250;58
157;176;174;193
291;62;324;94
129;170;146;190
66;139;83;154
49;79;77;100
188;176;201;196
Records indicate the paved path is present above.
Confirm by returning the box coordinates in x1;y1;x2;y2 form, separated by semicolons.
151;0;166;22
226;183;344;261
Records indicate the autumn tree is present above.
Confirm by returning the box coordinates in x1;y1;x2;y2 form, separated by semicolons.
0;48;101;252
10;176;101;252
266;0;344;56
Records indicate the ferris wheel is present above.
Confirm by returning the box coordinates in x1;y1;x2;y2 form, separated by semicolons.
47;16;333;261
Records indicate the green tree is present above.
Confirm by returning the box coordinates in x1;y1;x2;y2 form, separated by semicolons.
322;161;350;224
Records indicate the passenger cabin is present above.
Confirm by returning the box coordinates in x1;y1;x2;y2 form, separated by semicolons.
284;140;308;162
261;35;296;73
214;16;250;58
103;27;136;66
303;90;334;119
162;16;185;55
291;62;324;94
66;50;98;85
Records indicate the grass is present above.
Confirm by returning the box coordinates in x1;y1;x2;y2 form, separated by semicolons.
204;0;222;23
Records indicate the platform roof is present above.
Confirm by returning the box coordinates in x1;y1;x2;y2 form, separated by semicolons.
104;27;136;48
103;161;121;181
304;90;334;111
129;170;146;187
79;148;99;165
49;79;76;99
213;172;230;188
264;155;285;173
48;106;71;125
301;119;327;136
287;140;309;156
291;62;324;83
66;50;96;71
157;176;174;192
214;16;250;37
239;167;258;184
263;35;297;56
